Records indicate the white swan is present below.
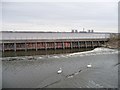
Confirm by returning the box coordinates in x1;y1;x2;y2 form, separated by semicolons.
57;68;62;74
87;63;92;68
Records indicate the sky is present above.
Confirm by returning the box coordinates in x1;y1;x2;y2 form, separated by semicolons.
1;0;119;33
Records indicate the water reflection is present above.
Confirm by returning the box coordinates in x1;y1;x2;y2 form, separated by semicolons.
2;48;94;57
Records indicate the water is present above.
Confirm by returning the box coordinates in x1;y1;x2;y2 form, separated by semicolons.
2;48;93;57
2;47;119;88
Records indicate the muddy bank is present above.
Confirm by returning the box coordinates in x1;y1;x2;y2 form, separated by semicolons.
105;33;120;49
106;39;120;49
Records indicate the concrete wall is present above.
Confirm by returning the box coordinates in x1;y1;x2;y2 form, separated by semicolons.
2;32;110;40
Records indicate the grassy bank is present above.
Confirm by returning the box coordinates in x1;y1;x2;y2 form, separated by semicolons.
106;33;120;49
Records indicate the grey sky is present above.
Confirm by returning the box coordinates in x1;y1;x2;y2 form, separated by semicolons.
1;1;118;33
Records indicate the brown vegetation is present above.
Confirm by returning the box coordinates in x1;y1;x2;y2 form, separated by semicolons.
106;33;120;49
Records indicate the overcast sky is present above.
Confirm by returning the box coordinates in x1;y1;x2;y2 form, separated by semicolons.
1;0;119;33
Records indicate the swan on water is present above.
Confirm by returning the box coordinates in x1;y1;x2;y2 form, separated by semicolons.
57;68;62;74
87;63;92;68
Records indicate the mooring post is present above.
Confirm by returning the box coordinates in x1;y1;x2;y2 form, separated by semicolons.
81;42;83;48
99;41;101;46
92;41;94;48
70;41;73;49
104;41;106;45
54;42;56;50
2;43;4;52
90;41;92;47
98;41;100;47
25;42;27;51
62;42;65;49
36;42;38;51
104;41;107;47
78;41;80;48
14;43;16;52
85;41;87;48
45;42;47;50
79;42;81;48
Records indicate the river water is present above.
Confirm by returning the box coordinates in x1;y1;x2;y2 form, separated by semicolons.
2;47;119;88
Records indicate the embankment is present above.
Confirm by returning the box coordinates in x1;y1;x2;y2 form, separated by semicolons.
106;33;120;49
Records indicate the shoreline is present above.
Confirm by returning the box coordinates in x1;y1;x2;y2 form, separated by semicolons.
2;48;94;58
104;33;120;49
2;47;118;61
105;39;120;49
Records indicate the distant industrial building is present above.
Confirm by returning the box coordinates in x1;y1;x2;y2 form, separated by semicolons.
71;28;94;33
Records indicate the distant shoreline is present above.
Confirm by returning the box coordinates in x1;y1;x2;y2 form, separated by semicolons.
1;31;114;34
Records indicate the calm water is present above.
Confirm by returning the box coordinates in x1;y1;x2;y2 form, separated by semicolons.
2;48;93;57
2;48;119;88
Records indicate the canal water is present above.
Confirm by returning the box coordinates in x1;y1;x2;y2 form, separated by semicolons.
2;48;93;57
2;47;119;88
